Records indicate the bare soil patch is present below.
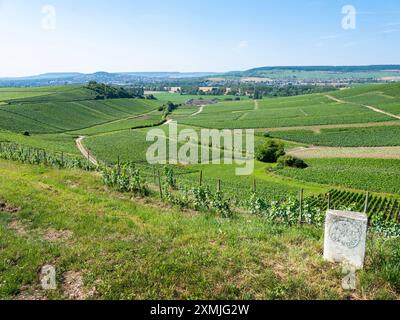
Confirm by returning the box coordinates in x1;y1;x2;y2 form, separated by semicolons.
186;99;217;107
0;200;21;213
15;286;47;301
8;220;28;236
241;77;273;83
43;228;73;242
380;76;400;81
63;271;87;300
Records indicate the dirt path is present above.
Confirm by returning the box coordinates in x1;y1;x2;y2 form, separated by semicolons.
191;106;204;117
75;136;98;166
163;119;174;126
288;146;400;159
299;108;308;116
363;104;400;120
254;100;259;111
325;95;400;120
325;95;344;104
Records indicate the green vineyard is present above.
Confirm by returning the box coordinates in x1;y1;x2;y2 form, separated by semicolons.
310;189;400;223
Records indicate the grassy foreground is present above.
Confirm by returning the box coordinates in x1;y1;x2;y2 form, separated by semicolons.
0;159;398;300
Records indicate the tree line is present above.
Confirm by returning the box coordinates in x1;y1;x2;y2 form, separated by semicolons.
86;81;144;99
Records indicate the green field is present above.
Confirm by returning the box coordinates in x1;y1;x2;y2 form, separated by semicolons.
0;98;163;134
277;158;400;195
330;83;400;116
0;131;78;155
179;91;395;129
154;92;249;104
0;86;72;102
1;83;400;201
310;189;400;223
270;125;400;147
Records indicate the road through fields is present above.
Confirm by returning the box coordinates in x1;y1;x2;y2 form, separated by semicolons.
325;95;400;120
76;136;98;166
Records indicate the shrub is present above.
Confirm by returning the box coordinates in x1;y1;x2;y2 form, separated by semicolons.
101;162;149;196
191;186;232;217
277;155;308;169
255;140;285;163
248;193;270;215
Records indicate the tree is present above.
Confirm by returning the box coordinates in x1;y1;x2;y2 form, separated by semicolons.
255;140;285;163
86;81;144;99
277;155;308;169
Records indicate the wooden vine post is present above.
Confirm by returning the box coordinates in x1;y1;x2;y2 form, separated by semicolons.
299;189;304;224
199;170;203;187
327;192;331;210
364;192;369;214
158;169;163;199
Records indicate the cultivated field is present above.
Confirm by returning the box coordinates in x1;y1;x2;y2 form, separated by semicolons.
179;85;400;129
1;83;400;199
271;125;400;147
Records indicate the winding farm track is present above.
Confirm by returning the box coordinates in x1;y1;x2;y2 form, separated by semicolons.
164;119;174;126
254;100;259;111
325;94;400;120
191;106;204;117
76;136;98;166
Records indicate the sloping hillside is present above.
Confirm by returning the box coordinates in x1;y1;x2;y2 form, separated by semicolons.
0;159;398;300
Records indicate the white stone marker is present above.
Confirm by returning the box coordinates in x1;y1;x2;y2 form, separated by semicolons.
324;210;368;269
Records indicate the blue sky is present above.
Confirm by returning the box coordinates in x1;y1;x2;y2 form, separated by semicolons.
0;0;399;77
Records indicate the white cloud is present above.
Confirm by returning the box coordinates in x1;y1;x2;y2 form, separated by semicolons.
237;40;248;50
319;34;340;40
381;29;399;34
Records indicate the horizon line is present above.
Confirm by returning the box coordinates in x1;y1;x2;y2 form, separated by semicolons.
1;63;400;79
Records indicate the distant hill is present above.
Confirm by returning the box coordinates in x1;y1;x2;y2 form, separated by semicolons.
225;65;400;80
1;65;400;87
0;71;218;87
244;65;400;74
